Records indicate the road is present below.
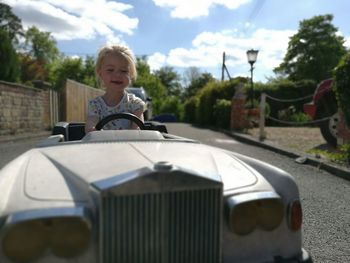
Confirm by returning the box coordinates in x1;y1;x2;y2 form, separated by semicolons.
1;123;349;262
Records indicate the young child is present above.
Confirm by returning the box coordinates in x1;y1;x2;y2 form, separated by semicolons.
85;44;145;133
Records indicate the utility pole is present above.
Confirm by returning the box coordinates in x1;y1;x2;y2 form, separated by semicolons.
221;51;232;82
221;52;225;82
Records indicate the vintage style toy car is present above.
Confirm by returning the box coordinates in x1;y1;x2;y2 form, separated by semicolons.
0;113;312;263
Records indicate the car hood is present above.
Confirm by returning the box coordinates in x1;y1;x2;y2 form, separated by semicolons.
10;141;262;202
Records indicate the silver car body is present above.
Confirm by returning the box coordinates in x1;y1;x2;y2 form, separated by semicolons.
0;130;311;263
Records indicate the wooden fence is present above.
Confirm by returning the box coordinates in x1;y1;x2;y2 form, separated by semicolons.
61;79;103;122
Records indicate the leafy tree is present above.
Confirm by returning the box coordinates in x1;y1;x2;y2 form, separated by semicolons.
133;58;166;114
51;57;85;90
183;66;201;87
334;51;350;126
19;26;60;82
154;66;182;96
274;14;347;83
186;72;214;97
18;53;47;83
158;96;183;121
82;56;98;88
0;3;24;44
24;26;59;64
0;29;19;81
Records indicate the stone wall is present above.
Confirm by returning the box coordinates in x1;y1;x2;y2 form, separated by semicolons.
0;81;57;136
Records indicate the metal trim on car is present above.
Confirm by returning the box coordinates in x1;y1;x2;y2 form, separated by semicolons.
2;206;91;226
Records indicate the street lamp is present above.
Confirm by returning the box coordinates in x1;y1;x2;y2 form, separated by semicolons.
246;49;259;108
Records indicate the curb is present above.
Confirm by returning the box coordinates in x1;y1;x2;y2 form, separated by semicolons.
222;130;350;182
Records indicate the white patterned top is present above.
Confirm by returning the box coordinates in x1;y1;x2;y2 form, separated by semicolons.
87;92;145;130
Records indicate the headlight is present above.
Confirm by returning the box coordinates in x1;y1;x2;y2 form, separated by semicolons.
226;192;284;235
2;216;91;262
2;220;49;262
51;217;91;258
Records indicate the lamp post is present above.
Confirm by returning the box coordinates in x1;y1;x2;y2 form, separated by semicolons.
246;49;259;108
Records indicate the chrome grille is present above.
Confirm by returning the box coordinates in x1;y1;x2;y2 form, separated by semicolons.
100;189;222;263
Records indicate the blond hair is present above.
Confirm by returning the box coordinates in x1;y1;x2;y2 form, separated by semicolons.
95;44;137;83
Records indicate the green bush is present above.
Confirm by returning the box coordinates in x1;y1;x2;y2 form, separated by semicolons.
334;51;350;126
289;112;311;124
214;99;231;129
183;96;199;123
196;78;240;126
158;96;184;121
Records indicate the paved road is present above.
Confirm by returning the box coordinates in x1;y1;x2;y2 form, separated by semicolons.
1;123;349;262
0;137;48;168
166;123;350;263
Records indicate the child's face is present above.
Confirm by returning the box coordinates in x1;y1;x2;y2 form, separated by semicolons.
98;53;131;91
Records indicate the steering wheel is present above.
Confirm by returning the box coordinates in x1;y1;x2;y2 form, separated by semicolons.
95;113;145;130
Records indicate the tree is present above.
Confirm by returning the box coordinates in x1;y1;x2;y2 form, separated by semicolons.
183;66;201;87
24;26;59;64
51;57;85;90
274;14;347;83
82;56;98;88
133;58;166;114
18;53;47;83
154;66;182;96
0;3;24;44
0;29;19;81
186;72;214;97
20;26;60;82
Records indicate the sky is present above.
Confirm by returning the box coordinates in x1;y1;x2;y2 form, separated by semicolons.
3;0;350;83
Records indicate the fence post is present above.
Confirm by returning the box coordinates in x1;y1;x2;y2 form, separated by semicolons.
259;93;266;141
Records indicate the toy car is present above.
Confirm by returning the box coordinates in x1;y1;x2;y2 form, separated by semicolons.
0;113;312;263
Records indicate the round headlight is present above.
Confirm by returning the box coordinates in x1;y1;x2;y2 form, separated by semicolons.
50;217;91;258
229;202;258;235
257;199;284;231
2;220;49;262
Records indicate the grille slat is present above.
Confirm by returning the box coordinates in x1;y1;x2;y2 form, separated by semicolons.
100;188;221;263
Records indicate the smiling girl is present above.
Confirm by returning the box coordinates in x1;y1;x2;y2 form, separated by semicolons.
85;45;145;133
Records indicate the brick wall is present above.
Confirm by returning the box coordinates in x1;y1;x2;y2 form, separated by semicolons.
0;81;56;136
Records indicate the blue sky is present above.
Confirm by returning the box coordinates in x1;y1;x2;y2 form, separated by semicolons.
4;0;350;83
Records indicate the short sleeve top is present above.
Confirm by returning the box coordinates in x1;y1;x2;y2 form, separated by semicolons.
87;92;145;130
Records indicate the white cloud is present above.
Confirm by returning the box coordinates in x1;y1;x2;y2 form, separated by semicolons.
2;0;138;41
152;0;251;19
346;37;350;48
148;28;296;79
147;52;167;70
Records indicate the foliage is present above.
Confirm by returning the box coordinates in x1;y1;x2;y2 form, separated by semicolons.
214;99;231;129
183;67;201;87
51;57;85;90
274;14;347;83
158;96;184;121
333;51;350;126
0;3;24;44
18;53;47;84
81;56;98;88
251;79;316;125
195;78;240;126
24;26;60;64
307;143;350;165
133;58;166;115
154;66;182;96
185;72;215;98
183;96;199;123
0;29;19;81
289;112;311;124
